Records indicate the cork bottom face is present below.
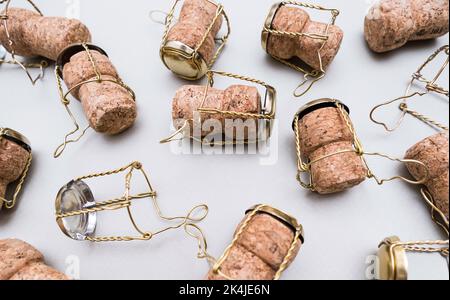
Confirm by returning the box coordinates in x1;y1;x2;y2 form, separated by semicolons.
310;141;368;194
0;139;30;199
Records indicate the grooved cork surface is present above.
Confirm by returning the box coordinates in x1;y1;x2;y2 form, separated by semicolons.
297;104;367;194
0;138;30;210
267;6;344;70
172;85;260;139
0;8;91;61
405;132;449;218
364;0;449;53
206;212;301;280
0;239;68;280
62;50;137;135
167;0;223;64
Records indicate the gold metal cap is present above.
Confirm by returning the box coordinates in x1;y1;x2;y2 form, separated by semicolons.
261;2;283;53
56;43;109;79
292;98;350;130
246;204;305;243
377;236;408;280
0;128;31;152
160;41;208;81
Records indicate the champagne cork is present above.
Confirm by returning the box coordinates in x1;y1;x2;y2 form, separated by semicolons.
294;99;368;194
57;44;137;135
0;239;68;280
207;207;303;280
365;0;449;53
0;8;91;61
172;84;261;140
405;132;449;219
264;4;344;71
166;0;223;65
0;129;31;211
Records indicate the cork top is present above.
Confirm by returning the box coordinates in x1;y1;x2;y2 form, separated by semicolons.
56;43;108;79
0;128;31;152
246;205;304;244
377;236;408;280
261;2;283;52
292;98;350;130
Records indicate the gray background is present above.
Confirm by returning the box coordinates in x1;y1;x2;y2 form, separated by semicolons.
0;0;449;280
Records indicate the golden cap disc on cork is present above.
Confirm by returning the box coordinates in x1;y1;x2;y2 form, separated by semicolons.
246;205;305;244
261;2;283;53
377;236;408;281
160;41;208;81
292;98;350;130
56;43;109;79
0;128;31;152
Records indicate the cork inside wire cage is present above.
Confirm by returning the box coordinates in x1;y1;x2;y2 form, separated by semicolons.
377;236;449;281
209;204;304;280
159;0;231;81
161;70;277;146
292;99;431;193
53;43;136;158
261;1;340;97
370;45;449;133
55;161;209;243
0;128;32;211
0;0;48;84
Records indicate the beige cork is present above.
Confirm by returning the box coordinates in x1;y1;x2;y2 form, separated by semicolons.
0;138;30;210
365;0;449;53
266;6;344;71
405;132;449;219
172;84;260;140
0;239;68;280
206;212;301;280
0;8;91;61
167;0;223;64
296;101;367;194
61;48;137;135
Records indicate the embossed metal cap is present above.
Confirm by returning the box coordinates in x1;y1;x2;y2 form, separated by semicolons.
0;128;31;152
377;236;408;280
160;41;208;81
292;98;350;130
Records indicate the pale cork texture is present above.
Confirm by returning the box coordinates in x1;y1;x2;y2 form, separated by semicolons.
172;85;260;140
62;50;137;135
0;239;68;280
365;0;449;53
405;132;449;219
297;105;368;194
167;0;223;64
206;212;301;280
0;8;91;61
267;6;344;70
0;138;30;210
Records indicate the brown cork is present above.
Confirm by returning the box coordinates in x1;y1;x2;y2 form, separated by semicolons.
297;103;367;194
365;0;449;53
0;239;68;280
206;212;301;280
0;138;30;210
172;84;260;140
405;132;449;219
62;49;137;135
167;0;223;64
0;8;91;61
266;6;344;70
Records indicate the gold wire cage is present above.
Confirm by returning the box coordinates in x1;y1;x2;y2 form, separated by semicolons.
370;45;449;133
161;70;277;146
185;204;304;280
0;127;32;210
55;161;209;243
159;0;231;80
53;43;136;159
0;0;48;84
261;1;340;97
377;236;449;280
292;99;430;192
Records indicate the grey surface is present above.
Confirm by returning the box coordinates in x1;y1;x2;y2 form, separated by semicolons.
0;0;449;280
